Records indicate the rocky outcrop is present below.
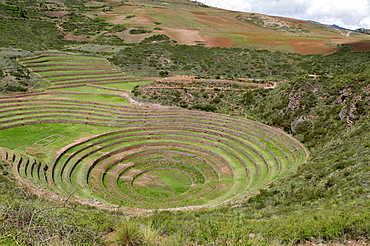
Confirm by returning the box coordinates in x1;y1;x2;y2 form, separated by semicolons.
288;90;304;111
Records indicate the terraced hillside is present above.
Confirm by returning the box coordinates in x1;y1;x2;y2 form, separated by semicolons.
0;54;308;210
18;54;142;90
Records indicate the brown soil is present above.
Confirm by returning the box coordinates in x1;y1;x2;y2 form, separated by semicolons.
288;40;337;55
24;151;37;154
329;39;370;52
191;11;207;16
205;36;231;48
63;34;95;42
351;40;370;51
161;27;206;45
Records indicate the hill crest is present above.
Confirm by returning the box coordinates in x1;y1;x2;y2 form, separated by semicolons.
94;0;370;54
1;0;370;54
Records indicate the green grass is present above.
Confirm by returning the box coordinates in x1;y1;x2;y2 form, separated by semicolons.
98;81;153;90
35;69;118;76
31;65;111;70
48;86;131;96
21;55;106;62
0;125;121;171
23;107;302;208
133;169;192;196
46;73;126;81
32;92;129;104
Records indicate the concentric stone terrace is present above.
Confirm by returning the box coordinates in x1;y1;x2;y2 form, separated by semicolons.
18;53;141;90
0;96;307;209
0;53;308;210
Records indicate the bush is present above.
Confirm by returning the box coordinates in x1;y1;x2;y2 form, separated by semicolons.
192;104;217;112
159;71;169;77
140;34;171;44
129;29;152;34
92;34;124;45
108;24;127;33
115;218;142;246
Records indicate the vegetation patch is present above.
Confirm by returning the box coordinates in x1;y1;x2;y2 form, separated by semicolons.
140;34;174;44
61;13;110;36
110;43;370;78
129;28;152;35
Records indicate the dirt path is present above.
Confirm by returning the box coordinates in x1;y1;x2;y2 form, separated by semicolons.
144;86;250;90
156;77;277;89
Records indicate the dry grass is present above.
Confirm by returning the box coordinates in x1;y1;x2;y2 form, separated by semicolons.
83;0;370;54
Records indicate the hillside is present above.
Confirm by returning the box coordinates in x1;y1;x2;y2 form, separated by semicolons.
0;0;370;54
0;0;369;245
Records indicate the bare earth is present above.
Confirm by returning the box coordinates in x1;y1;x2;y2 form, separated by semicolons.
63;34;95;42
161;27;206;45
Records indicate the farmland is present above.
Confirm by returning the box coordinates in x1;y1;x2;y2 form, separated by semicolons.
1;0;370;53
0;54;307;211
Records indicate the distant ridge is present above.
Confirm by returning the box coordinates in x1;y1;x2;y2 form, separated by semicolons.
307;20;353;31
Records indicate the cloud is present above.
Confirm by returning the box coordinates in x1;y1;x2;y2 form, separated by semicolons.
197;0;370;29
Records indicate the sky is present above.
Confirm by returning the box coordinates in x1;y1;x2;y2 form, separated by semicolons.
196;0;370;30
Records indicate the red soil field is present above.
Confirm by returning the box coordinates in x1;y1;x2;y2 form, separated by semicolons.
205;36;231;48
63;34;95;42
191;12;207;16
196;16;231;25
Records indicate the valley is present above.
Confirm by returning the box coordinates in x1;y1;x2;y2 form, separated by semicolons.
0;0;369;245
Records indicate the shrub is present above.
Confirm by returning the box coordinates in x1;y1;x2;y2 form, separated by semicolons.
140;34;171;44
115;218;142;246
159;71;169;77
108;24;127;33
129;29;152;34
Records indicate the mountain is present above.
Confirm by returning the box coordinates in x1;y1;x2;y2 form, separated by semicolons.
306;20;354;31
328;24;352;31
